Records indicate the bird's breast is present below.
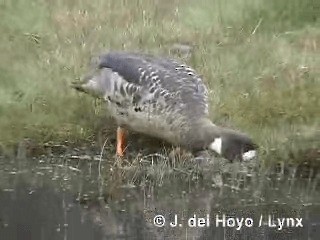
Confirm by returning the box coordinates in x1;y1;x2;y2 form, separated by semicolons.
106;100;184;145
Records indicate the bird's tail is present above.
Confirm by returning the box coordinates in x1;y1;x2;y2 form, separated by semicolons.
71;78;99;99
70;69;101;96
71;68;116;98
70;80;88;93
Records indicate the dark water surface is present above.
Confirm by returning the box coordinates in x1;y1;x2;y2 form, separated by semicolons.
0;154;319;240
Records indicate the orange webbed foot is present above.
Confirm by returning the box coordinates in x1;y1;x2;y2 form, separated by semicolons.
116;126;127;157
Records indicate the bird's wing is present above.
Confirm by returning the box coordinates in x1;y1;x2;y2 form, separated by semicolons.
99;68;154;109
94;51;209;117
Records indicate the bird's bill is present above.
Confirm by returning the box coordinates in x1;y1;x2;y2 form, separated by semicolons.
242;150;257;161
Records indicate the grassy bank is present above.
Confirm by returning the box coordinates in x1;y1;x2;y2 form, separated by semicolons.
0;0;319;164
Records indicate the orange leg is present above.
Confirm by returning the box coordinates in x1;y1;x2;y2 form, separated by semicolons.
116;126;127;157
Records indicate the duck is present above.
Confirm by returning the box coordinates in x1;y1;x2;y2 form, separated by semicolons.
72;51;257;161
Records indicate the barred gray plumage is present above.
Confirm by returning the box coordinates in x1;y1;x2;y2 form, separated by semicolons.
96;52;209;117
72;51;257;161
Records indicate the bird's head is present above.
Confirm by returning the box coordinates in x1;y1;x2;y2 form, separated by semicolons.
208;128;258;161
190;119;258;161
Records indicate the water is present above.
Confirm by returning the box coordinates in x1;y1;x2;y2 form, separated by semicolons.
0;152;319;240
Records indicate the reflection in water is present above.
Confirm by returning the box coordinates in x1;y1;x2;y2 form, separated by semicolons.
0;183;104;240
0;155;319;240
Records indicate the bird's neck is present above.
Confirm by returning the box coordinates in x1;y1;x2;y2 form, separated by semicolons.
193;118;224;135
183;118;221;151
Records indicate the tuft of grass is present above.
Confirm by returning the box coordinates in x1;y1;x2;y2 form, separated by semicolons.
0;0;319;165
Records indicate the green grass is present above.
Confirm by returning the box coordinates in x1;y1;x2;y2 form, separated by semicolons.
0;0;319;164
